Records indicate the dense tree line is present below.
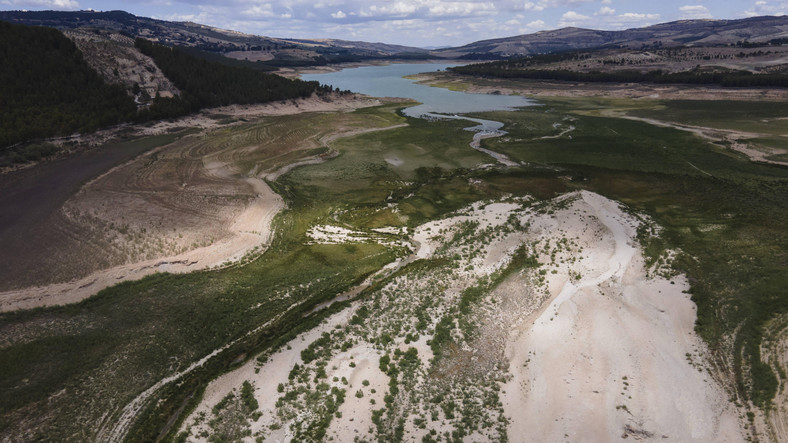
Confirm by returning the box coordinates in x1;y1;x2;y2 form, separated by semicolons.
449;62;788;87
0;21;137;149
135;38;329;120
0;21;332;157
176;46;279;72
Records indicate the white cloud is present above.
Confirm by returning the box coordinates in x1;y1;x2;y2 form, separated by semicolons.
427;2;496;17
157;13;191;21
596;6;615;15
562;11;588;19
678;5;712;19
519;19;546;33
559;10;590;26
557;8;660;29
331;10;347;18
743;0;788;16
615;12;660;23
243;4;275;18
356;1;497;19
523;1;545;11
601;0;613;4
519;0;597;12
360;2;419;18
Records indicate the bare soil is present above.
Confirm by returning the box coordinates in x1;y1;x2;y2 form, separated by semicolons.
65;29;179;100
0;94;391;311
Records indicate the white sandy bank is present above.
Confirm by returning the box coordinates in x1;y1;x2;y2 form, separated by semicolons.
502;191;744;442
176;190;745;442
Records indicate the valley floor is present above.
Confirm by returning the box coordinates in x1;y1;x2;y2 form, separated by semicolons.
1;80;786;443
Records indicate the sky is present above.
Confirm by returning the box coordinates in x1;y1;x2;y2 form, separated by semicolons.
1;0;785;47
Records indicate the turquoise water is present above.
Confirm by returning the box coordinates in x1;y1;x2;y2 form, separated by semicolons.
301;63;534;118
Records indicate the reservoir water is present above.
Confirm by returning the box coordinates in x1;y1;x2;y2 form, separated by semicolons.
302;63;534;166
301;63;534;119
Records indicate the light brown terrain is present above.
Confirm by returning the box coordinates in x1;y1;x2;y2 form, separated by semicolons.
410;69;788;101
502;45;788;74
432;16;788;58
0;94;399;312
65;29;179;100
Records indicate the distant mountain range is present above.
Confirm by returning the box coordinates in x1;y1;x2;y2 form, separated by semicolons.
1;10;787;64
435;15;788;58
0;10;430;68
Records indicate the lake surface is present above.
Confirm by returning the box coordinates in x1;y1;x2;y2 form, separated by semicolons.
301;63;534;118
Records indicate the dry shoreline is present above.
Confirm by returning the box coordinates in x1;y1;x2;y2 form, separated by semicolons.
0;177;281;312
0;95;393;312
410;70;788;102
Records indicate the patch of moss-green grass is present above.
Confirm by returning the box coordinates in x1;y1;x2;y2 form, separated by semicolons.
626;100;788;136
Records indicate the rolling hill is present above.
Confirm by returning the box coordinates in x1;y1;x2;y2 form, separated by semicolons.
0;9;430;67
433;15;788;58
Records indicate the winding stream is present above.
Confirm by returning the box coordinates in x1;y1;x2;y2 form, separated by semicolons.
425;113;520;166
302;63;533;166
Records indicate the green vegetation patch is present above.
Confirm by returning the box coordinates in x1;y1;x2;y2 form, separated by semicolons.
627;100;788;135
450;62;788;87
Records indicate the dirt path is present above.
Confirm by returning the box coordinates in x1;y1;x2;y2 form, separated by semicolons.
617;115;788;167
687;161;714;176
539;124;575;139
98;298;302;443
760;315;788;443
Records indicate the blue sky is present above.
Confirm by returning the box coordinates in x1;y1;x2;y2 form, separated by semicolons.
1;0;785;47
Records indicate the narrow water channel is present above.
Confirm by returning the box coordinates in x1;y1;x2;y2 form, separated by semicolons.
301;63;532;166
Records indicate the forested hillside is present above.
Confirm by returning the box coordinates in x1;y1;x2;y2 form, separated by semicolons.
0;21;330;164
450;56;788;87
0;21;136;149
134;38;331;120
